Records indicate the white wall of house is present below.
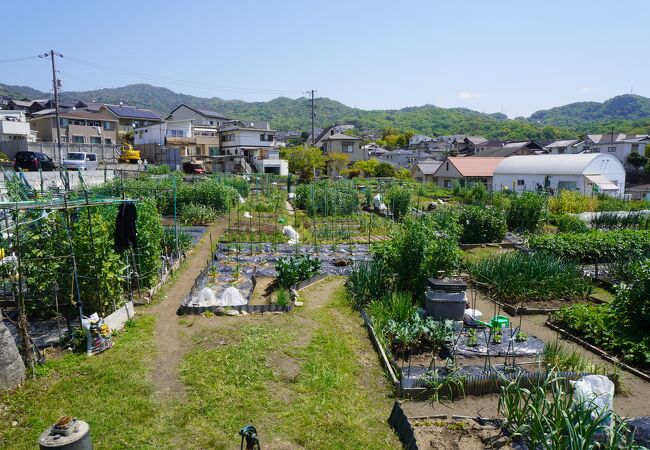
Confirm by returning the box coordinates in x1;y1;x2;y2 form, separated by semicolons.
0;111;31;141
590;141;648;169
409;134;432;146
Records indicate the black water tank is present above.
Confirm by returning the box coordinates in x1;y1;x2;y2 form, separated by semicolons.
39;419;92;450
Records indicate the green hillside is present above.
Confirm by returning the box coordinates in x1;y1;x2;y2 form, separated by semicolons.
3;82;650;140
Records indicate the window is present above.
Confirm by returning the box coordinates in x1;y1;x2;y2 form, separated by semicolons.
260;134;266;141
558;181;577;190
103;121;114;131
72;135;84;143
222;134;235;142
558;148;565;154
90;136;101;144
517;179;525;186
608;146;616;153
267;134;273;141
632;144;639;153
446;162;449;171
59;118;69;127
86;154;97;161
342;142;354;153
104;138;112;145
209;146;219;156
444;179;451;188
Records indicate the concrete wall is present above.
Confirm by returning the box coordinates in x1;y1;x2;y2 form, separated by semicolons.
0;169;115;191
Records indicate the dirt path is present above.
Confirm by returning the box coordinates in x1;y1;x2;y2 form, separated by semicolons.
147;218;228;399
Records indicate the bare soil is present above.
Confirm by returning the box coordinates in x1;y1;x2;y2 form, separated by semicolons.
412;418;513;450
249;276;276;305
402;288;650;418
146;218;228;400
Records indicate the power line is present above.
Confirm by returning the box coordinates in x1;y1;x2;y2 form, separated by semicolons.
0;55;41;64
63;55;305;95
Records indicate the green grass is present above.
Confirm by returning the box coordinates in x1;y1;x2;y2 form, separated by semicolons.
0;284;400;449
462;246;512;264
0;316;163;449
175;285;400;449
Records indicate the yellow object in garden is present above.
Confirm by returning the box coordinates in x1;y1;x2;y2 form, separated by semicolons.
118;144;141;163
0;248;4;259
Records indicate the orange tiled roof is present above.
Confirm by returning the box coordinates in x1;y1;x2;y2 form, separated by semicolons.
447;157;506;177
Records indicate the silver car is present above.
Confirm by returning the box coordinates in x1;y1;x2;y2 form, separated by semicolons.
63;152;99;171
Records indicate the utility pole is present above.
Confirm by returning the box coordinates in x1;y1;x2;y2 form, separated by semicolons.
40;50;63;164
308;89;317;146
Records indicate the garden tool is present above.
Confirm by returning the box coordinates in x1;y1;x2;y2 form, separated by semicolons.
239;425;261;450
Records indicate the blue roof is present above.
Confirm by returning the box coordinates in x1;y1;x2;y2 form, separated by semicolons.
105;104;161;121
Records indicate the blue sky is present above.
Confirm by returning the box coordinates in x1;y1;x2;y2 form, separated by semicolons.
2;0;648;117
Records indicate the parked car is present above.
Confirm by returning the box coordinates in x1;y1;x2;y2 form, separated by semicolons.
13;151;56;172
63;152;98;171
182;161;206;175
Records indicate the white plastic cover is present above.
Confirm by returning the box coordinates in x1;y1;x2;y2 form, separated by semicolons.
239;195;246;204
219;286;247;306
194;287;217;307
288;192;296;199
373;194;383;209
243;211;253;219
572;375;614;423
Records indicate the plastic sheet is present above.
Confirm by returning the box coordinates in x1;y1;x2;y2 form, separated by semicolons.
453;327;545;357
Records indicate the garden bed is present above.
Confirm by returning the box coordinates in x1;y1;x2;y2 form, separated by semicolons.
491;297;600;316
545;320;650;383
180;243;371;315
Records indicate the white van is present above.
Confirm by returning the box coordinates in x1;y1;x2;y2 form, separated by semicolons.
63;152;99;171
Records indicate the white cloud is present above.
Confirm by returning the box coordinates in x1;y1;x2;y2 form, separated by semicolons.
458;91;482;100
577;87;592;93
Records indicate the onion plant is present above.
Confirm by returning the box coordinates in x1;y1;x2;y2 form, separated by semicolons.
498;371;638;449
469;251;591;303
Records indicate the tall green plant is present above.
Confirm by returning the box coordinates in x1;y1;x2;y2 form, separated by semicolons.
507;192;546;232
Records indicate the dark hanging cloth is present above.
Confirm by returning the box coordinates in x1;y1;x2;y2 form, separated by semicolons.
114;202;137;253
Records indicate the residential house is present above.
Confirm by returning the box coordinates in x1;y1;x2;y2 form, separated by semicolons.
545;139;587;154
5;99;33;111
410;159;442;183
0;111;37;143
380;149;416;168
313;125;356;147
492;154;625;196
318;132;364;177
474;141;545;157
29;107;118;145
409;134;433;146
451;136;488;155
134;104;227;157
585;132;650;170
102;104;162;133
432;157;505;190
473;139;505;154
218;120;283;174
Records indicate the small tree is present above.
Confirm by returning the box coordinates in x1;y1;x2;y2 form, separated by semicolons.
280;145;326;179
627;152;648;174
328;153;350;178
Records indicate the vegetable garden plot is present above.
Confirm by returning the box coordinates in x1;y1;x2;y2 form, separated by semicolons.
181;243;371;314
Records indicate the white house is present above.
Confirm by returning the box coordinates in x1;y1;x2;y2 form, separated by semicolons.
380;149;416;168
585;132;650;170
493;154;625;196
0;110;36;142
545;139;587;154
409;134;432;146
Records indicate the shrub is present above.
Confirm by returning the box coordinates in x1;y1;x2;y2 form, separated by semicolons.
452;182;488;205
529;230;650;263
179;203;218;225
374;211;462;297
385;184;411;221
506;192;546;232
276;255;321;288
146;164;171;175
549;213;589;233
548;190;598;214
469;251;591;303
459;205;507;244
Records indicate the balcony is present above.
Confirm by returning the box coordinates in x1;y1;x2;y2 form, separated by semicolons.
0;120;30;136
166;136;196;146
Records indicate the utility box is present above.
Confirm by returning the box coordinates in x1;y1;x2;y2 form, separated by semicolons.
424;277;467;321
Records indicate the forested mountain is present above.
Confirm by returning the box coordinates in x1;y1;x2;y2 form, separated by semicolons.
530;95;650;127
3;82;650;141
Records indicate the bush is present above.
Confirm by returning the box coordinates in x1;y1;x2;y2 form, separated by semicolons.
548;190;598;214
469;251;591;303
589;211;650;230
294;181;360;216
529;230;650;263
549;213;589;233
374;211;462;296
146;164;171;175
276;255;321;288
385;185;411;221
452;182;488;205
179;203;218;225
507;192;546;232
459;205;507;244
